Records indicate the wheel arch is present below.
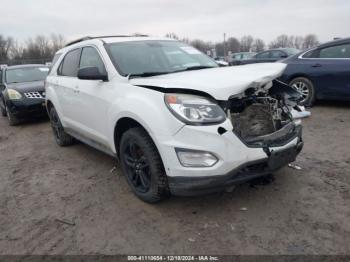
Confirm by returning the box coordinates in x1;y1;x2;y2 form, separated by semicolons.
114;117;156;158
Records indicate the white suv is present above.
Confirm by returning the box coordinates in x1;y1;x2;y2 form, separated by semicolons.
46;35;306;202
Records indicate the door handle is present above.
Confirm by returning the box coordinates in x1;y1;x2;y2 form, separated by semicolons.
311;63;322;68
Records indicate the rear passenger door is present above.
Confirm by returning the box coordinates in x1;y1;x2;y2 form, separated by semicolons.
306;43;350;98
56;48;81;126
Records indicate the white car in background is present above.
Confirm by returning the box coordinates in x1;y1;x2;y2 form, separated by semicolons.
45;36;306;203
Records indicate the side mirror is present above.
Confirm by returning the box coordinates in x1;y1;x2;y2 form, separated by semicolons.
78;67;108;81
280;54;288;58
0;84;5;91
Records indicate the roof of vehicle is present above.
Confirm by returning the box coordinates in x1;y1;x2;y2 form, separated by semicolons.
316;37;350;48
64;35;175;47
4;64;47;70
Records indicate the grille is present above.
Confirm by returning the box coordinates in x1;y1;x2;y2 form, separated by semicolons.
23;92;44;99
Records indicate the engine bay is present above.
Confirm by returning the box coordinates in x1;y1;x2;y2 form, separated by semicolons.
223;80;303;147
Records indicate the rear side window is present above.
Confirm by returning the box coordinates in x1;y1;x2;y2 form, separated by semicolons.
319;44;350;58
58;49;81;77
270;50;284;58
79;47;106;74
255;52;269;59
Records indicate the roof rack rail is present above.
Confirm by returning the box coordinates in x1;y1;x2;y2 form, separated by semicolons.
64;34;149;47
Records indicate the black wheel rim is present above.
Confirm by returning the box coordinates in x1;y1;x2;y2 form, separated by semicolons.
122;139;151;193
50;111;62;141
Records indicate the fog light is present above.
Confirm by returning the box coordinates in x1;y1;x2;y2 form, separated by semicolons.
176;148;218;167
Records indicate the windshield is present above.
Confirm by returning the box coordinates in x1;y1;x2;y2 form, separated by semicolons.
5;66;49;84
106;40;218;76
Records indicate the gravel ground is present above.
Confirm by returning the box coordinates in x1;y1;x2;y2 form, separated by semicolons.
0;101;349;255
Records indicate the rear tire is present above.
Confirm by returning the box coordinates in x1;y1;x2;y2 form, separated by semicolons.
289;77;316;107
49;107;74;146
119;127;170;203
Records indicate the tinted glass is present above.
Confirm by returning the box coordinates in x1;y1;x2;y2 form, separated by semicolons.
5;66;49;84
270;50;285;58
49;53;62;73
80;47;106;74
284;48;300;56
302;50;316;58
319;44;350;58
106;41;218;76
59;49;81;77
255;52;269;59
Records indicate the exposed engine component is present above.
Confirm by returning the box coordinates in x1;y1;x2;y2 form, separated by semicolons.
228;89;296;147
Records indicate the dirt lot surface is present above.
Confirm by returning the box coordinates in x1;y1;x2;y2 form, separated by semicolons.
0;102;349;255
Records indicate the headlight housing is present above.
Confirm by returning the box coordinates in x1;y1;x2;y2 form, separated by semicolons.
164;93;226;125
7;89;22;100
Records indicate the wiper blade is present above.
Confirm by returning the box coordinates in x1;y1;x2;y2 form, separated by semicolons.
128;71;172;79
176;65;216;72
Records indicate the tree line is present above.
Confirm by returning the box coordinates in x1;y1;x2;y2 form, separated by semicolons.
166;33;320;57
0;33;321;65
0;34;65;65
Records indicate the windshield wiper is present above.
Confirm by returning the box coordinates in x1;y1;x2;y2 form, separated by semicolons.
175;65;216;72
128;72;172;79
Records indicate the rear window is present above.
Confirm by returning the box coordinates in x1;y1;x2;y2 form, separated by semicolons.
5;67;49;84
58;48;81;77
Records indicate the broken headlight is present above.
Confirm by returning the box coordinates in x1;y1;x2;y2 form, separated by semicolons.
164;93;226;125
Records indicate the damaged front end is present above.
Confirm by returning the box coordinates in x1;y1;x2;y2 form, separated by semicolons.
220;80;306;151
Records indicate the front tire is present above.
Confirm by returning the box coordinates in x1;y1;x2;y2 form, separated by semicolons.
49;107;74;146
289;77;316;106
5;106;20;126
119;127;170;203
1;100;7;117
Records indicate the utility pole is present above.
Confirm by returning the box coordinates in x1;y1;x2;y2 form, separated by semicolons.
223;33;226;61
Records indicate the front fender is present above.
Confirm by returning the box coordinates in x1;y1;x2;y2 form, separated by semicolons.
107;88;185;153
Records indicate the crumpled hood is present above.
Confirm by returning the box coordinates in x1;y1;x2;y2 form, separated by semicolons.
130;63;287;100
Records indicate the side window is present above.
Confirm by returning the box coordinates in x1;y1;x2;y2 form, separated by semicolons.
58;49;81;77
79;47;106;74
302;49;316;58
270;50;284;59
49;53;62;73
319;44;350;58
255;52;269;59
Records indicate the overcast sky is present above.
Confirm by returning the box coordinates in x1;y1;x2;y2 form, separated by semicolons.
1;0;349;43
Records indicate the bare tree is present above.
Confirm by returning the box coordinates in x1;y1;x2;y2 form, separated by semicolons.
0;35;14;61
293;36;304;49
269;34;290;48
240;35;254;52
9;40;24;60
165;32;179;40
252;38;265;52
50;34;66;52
226;37;240;53
190;39;212;53
303;34;319;49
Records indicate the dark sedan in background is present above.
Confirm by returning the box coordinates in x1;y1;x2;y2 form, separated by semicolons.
0;64;49;125
240;48;300;65
228;52;256;65
280;38;350;106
